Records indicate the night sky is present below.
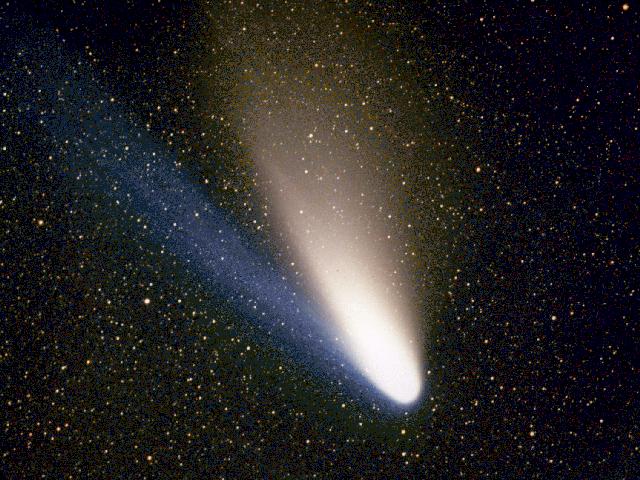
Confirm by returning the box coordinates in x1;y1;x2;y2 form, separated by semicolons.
1;1;639;478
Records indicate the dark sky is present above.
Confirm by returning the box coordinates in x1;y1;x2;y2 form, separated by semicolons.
1;1;638;478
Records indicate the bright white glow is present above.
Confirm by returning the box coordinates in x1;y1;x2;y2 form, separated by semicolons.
329;277;423;404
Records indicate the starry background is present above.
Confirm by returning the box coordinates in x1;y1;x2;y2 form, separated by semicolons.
1;1;639;478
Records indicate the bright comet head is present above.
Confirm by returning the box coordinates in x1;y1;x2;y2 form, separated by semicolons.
327;273;423;404
348;314;422;404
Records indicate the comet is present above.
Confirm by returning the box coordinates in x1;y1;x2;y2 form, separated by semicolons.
12;27;424;407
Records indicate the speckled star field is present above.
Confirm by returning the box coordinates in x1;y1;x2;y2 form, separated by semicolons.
1;1;638;478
